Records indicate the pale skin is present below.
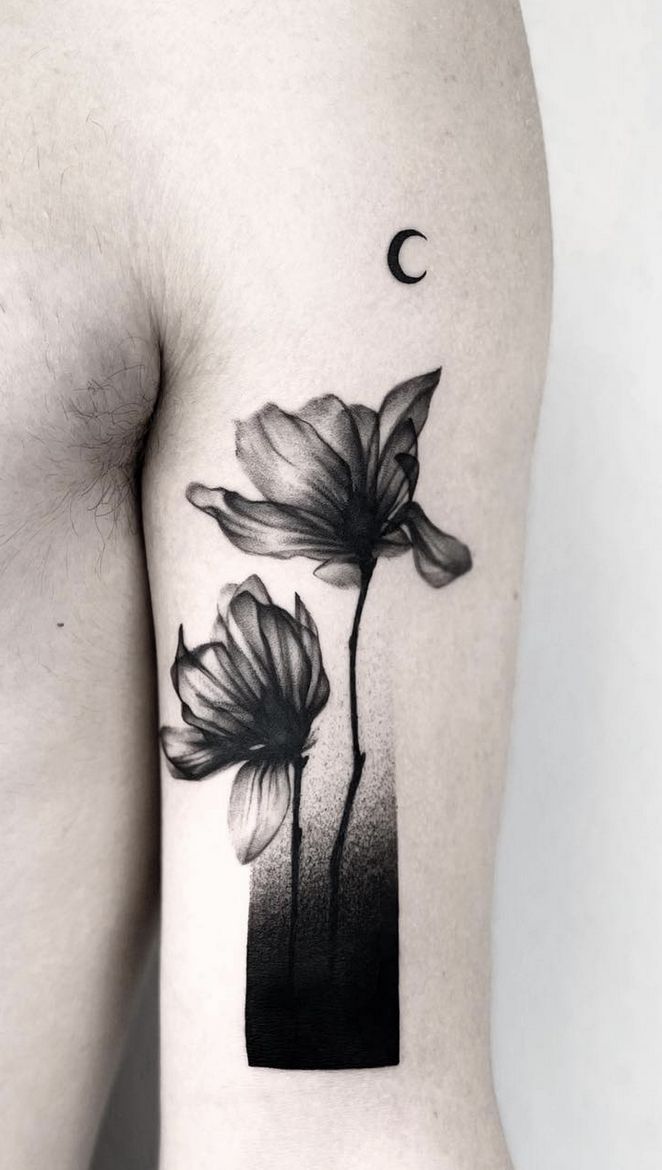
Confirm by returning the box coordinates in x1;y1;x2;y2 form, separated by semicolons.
0;1;551;1167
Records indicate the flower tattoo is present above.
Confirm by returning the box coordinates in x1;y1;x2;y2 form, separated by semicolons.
186;368;471;590
161;575;329;865
161;367;473;1065
184;368;472;966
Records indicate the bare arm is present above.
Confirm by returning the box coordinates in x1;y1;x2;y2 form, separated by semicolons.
143;1;551;1165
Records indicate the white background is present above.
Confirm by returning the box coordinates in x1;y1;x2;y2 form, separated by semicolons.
92;1;662;1165
493;2;662;1168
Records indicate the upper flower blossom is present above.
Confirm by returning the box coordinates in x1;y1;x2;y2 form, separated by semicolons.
160;576;329;863
187;369;472;588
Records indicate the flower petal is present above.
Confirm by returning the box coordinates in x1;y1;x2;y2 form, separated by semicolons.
395;452;419;497
214;576;274;658
236;404;352;521
404;501;472;587
228;590;311;720
233;575;272;606
213;576;273;642
294;592;319;636
376;418;417;521
347;404;380;499
313;559;363;588
297;395;367;491
231;589;329;720
378;368;441;444
257;604;313;711
293;595;330;714
227;589;273;687
160;725;241;780
172;630;256;736
374;529;411;558
187;485;346;560
303;646;330;718
211;638;266;711
227;759;291;864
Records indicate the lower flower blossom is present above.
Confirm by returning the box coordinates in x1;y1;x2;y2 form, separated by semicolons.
160;576;329;863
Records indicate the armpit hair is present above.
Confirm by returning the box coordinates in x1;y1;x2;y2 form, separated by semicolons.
60;359;160;530
0;350;162;579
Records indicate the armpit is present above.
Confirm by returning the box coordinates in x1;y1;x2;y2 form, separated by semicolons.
0;279;161;574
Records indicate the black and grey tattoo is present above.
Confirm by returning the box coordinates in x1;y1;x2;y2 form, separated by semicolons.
387;228;428;284
160;367;472;1069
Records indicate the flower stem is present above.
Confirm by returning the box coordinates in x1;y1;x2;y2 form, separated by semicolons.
288;755;306;990
328;561;375;973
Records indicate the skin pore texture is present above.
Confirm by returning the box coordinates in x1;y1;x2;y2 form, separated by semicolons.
0;1;550;1168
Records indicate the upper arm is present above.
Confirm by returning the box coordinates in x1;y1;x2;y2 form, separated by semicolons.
143;0;550;1164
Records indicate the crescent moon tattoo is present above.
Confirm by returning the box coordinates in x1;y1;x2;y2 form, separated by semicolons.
387;228;427;284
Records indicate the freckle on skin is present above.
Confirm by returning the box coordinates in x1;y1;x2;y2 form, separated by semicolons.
57;622;64;627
